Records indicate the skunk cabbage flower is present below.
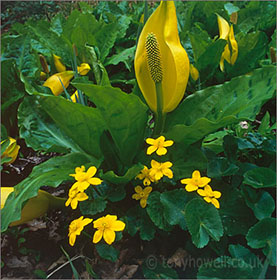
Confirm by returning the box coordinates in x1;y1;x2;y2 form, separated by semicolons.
217;14;238;72
43;71;74;96
135;1;189;115
1;137;20;164
71;91;78;103
77;63;91;76
53;54;66;72
190;64;199;81
1;187;65;226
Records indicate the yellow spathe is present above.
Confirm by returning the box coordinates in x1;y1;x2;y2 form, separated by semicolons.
135;1;189;114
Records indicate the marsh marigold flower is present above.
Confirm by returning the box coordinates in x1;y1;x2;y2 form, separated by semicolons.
93;215;125;245
68;216;93;246
149;160;173;181
136;166;155;186
70;166;102;193
197;185;221;209
181;170;211;192
132;186;152;208
65;188;88;210
146;136;174;156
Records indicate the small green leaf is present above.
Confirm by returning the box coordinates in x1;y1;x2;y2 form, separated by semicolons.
95;243;119;262
184;198;223;248
142;260;179;279
243;167;276;188
80;197;107;216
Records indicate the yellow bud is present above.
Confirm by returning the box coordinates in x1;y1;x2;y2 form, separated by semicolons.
1;137;20;164
77;63;91;76
53;54;66;73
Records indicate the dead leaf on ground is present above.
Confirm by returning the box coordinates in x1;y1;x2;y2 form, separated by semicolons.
167;248;188;268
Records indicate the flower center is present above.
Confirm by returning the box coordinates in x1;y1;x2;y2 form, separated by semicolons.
145;33;163;83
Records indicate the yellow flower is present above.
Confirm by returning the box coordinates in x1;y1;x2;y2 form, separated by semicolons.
181;170;211;192
197;185;221;209
77;63;91;76
93;215;125;245
136;166;155;186
1;187;65;226
149;160;173;181
217;14;238;72
1;137;20;164
134;1;189;114
190;64;199;81
68;216;93;246
146;136;174;156
43;71;74;96
53;54;66;72
70;166;103;192
132;186;152;208
65;188;88;210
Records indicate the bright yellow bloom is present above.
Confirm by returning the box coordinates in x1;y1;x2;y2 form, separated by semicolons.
53;54;66;72
136;166;155;186
146;136;174;156
43;71;74;96
217;14;238;72
70;166;103;192
134;1;189;114
132;186;152;208
197;185;221;209
149;160;173;181
1;187;65;226
190;64;199;81
93;215;125;245
68;216;93;246
181;170;211;192
1;137;20;164
77;63;91;76
65;188;88;210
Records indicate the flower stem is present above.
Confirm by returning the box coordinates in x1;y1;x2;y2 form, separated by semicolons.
153;82;165;135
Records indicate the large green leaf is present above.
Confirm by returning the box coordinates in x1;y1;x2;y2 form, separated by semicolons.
18;96;84;154
243;167;276;188
39;95;106;159
184;198;223;248
1;153;99;232
73;83;148;166
197;256;255;279
165;66;276;146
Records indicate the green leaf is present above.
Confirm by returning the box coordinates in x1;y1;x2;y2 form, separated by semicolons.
100;163;143;184
202;130;230;154
243;167;276;188
73;83;148;166
1;153;99;232
95;244;119;262
105;45;136;71
142;260;179;279
223;135;238;162
228;244;262;270
197;256;255;279
258;111;270;134
79;197;107;216
146;192;173;231
184;198;223;248
246;218;276;249
160;189;189;230
18;96;84;154
0;138;10;157
165;66;276;146
39;95;106;159
207;157;239;178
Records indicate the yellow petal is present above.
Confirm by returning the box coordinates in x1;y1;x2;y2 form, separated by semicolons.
163;168;173;179
211;198;220;208
140;198;147;208
69;233;76;246
217;14;230;40
147;145;157;155
93;229;103;243
213;191;221;199
87;166;97;177
146;138;155;145
132;193;140;200
93;217;105;229
53;54;66;72
180;178;192;185
144;187;152;195
103;228;116;245
185;184;198;192
204;197;212;203
151;160;160;169
43;71;74;96
135;185;143;193
134;1;189;113
163;140;174;147
77;63;91;75
198;177;211;187
111;220;125;231
71;198;78;209
82;218;93;227
88;178;102;186
197;189;206;196
156;147;167;156
192;170;201;179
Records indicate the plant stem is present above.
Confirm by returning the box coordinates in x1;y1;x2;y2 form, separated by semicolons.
153;82;165;135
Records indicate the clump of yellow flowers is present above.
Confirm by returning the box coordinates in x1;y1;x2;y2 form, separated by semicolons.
181;170;221;208
66;166;125;246
134;135;174;208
